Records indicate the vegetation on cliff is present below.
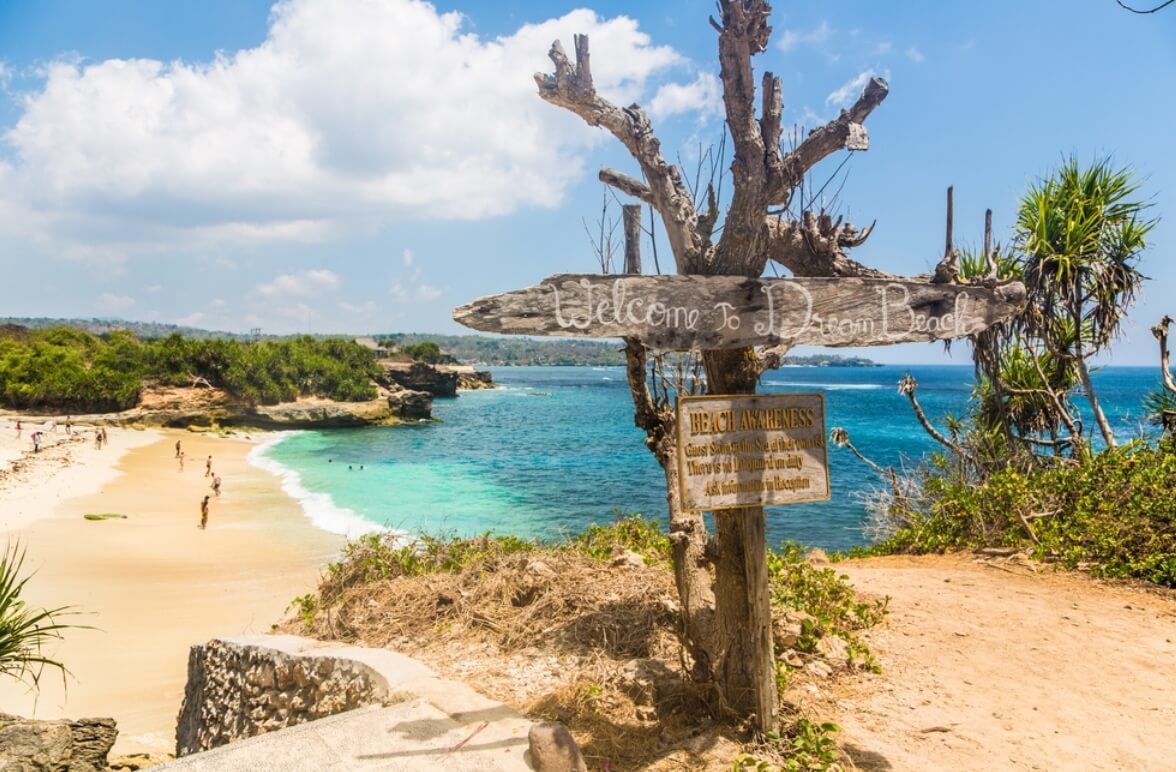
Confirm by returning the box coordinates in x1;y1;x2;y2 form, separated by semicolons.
0;326;380;412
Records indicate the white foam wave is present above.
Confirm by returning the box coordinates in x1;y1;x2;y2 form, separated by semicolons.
763;381;884;391
247;434;390;540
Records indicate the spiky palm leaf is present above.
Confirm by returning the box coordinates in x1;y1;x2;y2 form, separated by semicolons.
0;543;81;687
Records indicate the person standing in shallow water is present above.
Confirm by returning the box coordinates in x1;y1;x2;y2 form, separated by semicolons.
199;496;210;529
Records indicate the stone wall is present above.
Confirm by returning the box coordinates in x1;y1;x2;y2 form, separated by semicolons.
174;638;391;757
0;712;118;771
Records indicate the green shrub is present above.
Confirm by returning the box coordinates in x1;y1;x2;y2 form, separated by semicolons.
877;441;1176;586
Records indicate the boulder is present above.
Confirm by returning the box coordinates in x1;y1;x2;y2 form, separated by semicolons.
0;712;118;771
385;388;433;420
527;721;587;772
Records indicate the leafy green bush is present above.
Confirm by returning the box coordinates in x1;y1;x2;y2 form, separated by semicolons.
568;512;671;564
0;327;381;411
877;440;1176;586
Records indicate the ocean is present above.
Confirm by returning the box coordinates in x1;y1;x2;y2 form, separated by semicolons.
249;365;1166;552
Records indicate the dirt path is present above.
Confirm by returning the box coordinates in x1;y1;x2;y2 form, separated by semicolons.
820;554;1176;771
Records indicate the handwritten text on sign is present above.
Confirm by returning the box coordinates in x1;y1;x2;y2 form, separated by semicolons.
454;274;1027;351
677;393;829;511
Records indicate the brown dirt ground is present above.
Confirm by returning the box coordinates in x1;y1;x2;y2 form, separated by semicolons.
290;550;1176;770
819;553;1176;772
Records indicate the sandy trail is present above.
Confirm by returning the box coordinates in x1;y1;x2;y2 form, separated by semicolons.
823;554;1176;772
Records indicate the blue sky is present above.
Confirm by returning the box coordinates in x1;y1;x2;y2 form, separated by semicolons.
1;0;1174;364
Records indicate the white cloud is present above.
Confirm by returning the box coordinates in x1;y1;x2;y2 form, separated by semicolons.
826;70;879;108
210;298;226;308
0;0;696;260
415;284;442;301
256;268;341;297
402;248;414;267
777;21;832;53
96;292;135;312
874;41;893;56
906;46;925;64
340;300;377;313
176;311;206;326
144;284;163;293
389;282;406;299
649;72;721;121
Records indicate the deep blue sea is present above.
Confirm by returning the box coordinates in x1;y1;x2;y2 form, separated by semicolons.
248;365;1165;552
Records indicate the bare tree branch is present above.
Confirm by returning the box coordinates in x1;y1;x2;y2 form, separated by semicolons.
764;213;893;278
898;374;959;452
1154;315;1176;395
599;168;655;205
1116;0;1176;12
536;36;705;271
767;77;889;206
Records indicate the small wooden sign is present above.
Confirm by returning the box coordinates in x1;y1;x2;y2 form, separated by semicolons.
677;393;829;511
454;273;1027;351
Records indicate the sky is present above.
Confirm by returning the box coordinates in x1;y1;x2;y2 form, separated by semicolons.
1;0;1175;365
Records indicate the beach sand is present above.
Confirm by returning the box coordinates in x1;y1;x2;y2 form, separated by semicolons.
0;421;343;756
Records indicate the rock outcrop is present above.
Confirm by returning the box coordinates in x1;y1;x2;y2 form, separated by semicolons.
0;712;118;771
378;362;459;398
77;385;433;429
377;362;495;397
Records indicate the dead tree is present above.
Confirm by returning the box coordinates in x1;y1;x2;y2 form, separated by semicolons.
534;1;896;726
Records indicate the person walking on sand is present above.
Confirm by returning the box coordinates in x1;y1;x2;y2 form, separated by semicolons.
212;474;222;497
65;416;72;435
15;421;21;440
178;451;185;471
205;456;213;477
175;439;182;458
94;429;102;450
200;495;210;529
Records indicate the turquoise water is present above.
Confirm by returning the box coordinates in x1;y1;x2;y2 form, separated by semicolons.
251;365;1166;551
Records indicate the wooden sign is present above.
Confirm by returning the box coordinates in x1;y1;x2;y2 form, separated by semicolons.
454;273;1026;351
677;393;829;511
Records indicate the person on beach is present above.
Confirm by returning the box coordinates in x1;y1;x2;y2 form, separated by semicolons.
200;495;210;529
175;439;182;458
65;416;72;435
178;451;185;471
212;474;222;497
101;427;108;446
32;432;40;454
205;456;213;477
94;429;102;450
15;421;21;439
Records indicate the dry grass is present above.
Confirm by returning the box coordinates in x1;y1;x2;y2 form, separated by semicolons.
281;526;884;770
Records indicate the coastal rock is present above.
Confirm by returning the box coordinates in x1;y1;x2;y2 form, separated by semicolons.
385;388;433;420
0;712;118;771
454;367;496;390
245;397;395;428
527;721;587;772
378;362;459;398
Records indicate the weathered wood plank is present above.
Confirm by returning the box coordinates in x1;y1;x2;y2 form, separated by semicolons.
454;273;1026;351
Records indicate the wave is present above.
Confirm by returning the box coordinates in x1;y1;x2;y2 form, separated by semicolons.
762;381;884;391
247;434;392;540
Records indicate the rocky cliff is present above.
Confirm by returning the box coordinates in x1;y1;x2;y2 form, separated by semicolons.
378;362;494;397
88;385;433;429
0;712;118;771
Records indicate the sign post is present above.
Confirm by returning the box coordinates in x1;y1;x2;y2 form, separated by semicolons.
677;393;828;511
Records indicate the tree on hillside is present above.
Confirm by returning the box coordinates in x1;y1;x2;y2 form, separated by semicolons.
534;1;1001;725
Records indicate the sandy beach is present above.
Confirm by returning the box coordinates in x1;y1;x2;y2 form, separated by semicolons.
0;418;343;756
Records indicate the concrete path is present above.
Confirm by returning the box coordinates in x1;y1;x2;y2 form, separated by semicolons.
157;702;531;771
158;635;533;771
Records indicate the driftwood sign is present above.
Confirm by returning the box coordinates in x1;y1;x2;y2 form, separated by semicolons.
677;393;829;511
454;274;1027;351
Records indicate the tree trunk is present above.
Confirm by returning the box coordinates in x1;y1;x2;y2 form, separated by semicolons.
1076;357;1116;449
702;347;777;730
